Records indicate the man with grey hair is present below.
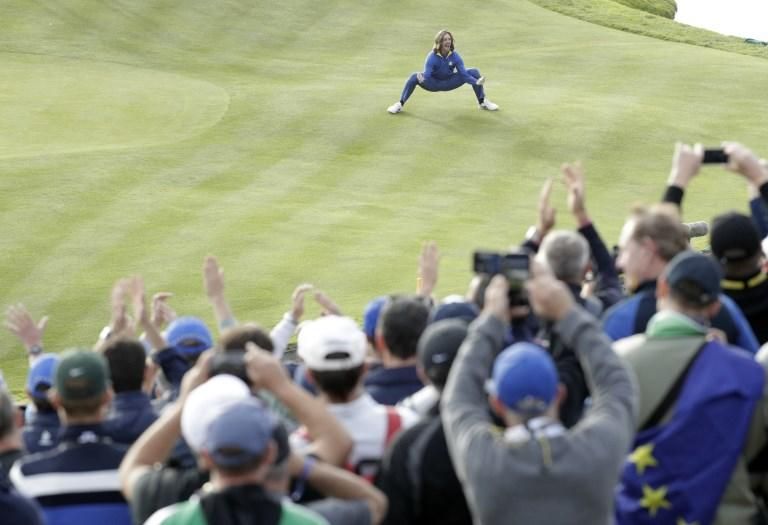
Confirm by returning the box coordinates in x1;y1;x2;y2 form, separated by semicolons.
534;230;600;427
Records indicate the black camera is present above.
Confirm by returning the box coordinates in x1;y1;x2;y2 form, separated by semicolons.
702;148;729;164
472;251;530;306
209;351;250;385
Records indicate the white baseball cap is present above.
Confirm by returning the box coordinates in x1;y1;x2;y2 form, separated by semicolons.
297;316;367;372
181;374;251;451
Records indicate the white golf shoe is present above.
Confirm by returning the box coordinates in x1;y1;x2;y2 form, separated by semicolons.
479;99;499;111
387;101;403;114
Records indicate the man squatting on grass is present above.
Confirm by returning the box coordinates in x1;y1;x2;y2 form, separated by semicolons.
387;30;499;114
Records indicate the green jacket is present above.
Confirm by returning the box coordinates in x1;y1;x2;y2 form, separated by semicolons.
149;498;328;525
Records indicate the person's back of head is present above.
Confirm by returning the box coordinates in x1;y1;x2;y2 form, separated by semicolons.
487;343;560;429
0;388;18;446
99;338;146;394
53;349;112;421
219;323;274;353
298;316;367;403
710;211;763;278
417;319;468;392
659;250;722;318
379;296;430;361
536;230;590;284
26;354;59;414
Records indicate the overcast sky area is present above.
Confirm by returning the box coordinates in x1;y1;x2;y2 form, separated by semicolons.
675;0;768;41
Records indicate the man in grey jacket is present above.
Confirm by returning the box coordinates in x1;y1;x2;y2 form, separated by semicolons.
442;272;638;525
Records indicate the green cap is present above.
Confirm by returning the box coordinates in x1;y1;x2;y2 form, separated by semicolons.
55;349;110;401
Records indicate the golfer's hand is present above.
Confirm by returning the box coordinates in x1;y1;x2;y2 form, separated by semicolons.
417;72;424;83
476;76;485;86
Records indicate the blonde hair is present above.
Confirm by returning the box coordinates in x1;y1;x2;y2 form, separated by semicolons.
628;204;688;262
433;30;455;55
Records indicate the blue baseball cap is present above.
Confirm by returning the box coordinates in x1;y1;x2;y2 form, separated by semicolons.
488;343;558;416
362;296;388;342
205;397;276;468
27;354;60;399
165;316;213;356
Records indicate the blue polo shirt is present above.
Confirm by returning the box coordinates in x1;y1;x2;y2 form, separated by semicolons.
10;423;131;525
22;410;60;454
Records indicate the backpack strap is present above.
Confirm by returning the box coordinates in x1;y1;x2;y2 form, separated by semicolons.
640;340;708;431
385;407;403;445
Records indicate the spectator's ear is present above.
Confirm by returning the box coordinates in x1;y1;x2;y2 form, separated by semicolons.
705;300;722;320
656;276;670;300
14;405;23;429
554;383;567;410
304;369;317;388
488;394;506;419
374;331;386;353
199;450;215;471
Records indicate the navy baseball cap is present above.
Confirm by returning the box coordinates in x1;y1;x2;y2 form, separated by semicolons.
204;397;276;468
165;316;213;357
428;300;479;325
417;319;467;389
27;354;60;399
665;250;721;306
710;212;761;262
488;343;558;416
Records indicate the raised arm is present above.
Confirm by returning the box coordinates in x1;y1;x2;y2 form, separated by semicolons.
244;343;353;467
452;52;479;85
5;304;48;365
204;255;237;332
562;162;621;308
662;142;703;209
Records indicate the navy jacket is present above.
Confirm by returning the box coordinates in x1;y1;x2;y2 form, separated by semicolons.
105;391;158;445
365;365;424;406
10;423;131;525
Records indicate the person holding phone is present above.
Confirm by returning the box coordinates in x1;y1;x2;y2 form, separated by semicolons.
387;30;499;114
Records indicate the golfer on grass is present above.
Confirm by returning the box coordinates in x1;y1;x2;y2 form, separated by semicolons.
387;29;499;114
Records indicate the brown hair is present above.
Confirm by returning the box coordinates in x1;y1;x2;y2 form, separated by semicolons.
433;30;455;55
218;323;274;353
628;204;688;262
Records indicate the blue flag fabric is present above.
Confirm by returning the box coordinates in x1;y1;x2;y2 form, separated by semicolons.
615;341;764;524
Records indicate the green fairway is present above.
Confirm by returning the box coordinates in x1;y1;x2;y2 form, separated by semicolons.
1;0;767;396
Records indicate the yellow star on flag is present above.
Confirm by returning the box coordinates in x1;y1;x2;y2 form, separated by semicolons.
640;484;671;517
677;519;698;525
629;443;658;475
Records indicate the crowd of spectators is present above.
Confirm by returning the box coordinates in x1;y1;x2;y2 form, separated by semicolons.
2;141;768;525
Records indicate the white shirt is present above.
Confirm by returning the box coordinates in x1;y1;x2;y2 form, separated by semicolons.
291;393;418;477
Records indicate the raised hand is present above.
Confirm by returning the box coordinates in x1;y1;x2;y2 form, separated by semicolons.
5;304;48;353
418;241;439;297
537;177;556;240
314;290;342;316
526;265;575;322
668;142;703;189
109;278;135;339
290;283;314;322
203;255;225;300
151;292;176;330
723;142;768;186
561;162;589;226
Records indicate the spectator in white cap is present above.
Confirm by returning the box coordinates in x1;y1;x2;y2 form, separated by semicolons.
292;316;418;481
146;397;327;525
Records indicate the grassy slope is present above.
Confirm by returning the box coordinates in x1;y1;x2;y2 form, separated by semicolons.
1;0;767;395
530;0;768;59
